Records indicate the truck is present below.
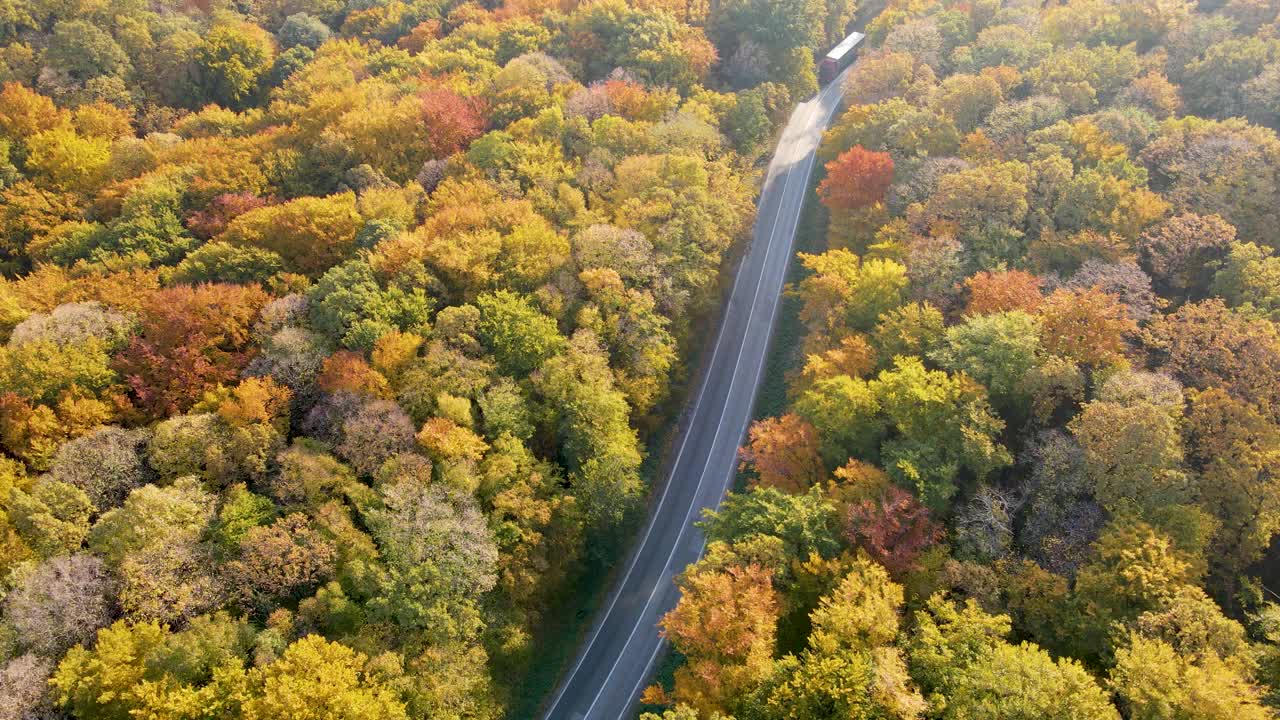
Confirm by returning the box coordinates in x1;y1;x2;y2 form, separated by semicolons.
818;31;866;85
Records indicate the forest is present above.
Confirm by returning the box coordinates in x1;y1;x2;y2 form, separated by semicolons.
641;0;1280;718
0;0;866;716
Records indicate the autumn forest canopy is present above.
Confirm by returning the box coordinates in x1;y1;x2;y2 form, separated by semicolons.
3;0;1280;716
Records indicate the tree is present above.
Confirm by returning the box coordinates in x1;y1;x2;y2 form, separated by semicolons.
1028;44;1140;112
962;270;1043;316
1139;118;1280;245
1138;212;1237;296
845;50;936;106
226;513;337;614
1070;395;1191;511
712;0;824;60
907;596;1119;720
6;554;116;657
739;414;825;493
0;654;55;719
818;146;895;213
51;620;171;720
533;331;643;531
171;242;284;285
1146;299;1280;420
1185;387;1280;571
10;301;134;350
871;357;1011;511
701;488;842;569
1210;241;1280;320
7;478;92;557
266;440;356;510
0;83;66;143
931;310;1042;413
185;193;270;241
0;335;115;407
754;558;927;720
1182;36;1279;119
420;87;487;160
916;160;1030;266
655;562;779;715
364;480;497;641
307;260;434;351
576;269;676;416
46;426;152;511
933;639;1119;719
845;485;942;575
1068;259;1160;322
872;302;945;363
335;399;416;477
932;72;1004;133
476;290;566;377
112;283;268;419
278;13;332;50
220;193;362;276
23;127;111;194
1133;585;1251;667
1073;518;1198;657
88;478;215;567
117;538;224;627
247;636;408;720
1037;287;1135;368
796;249;908;338
1110;633;1271;720
794;374;885;465
194;23;275;109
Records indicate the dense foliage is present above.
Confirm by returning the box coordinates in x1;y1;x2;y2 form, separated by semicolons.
0;0;864;715
646;0;1280;718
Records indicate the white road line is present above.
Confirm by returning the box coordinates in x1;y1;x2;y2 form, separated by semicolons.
541;87;813;720
578;98;821;720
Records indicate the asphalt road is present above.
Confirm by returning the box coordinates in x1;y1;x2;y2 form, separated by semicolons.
540;68;853;720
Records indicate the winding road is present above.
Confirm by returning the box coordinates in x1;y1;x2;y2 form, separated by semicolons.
541;67;853;720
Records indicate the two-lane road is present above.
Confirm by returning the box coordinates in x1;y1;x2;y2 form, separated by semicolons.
542;68;852;720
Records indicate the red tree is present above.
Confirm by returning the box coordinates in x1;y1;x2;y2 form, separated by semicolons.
846;485;942;575
818;145;895;213
113;284;268;419
420;87;486;159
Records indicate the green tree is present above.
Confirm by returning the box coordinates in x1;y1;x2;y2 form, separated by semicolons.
794;374;885;464
701;488;842;568
44;20;131;82
534;331;643;532
931;311;1042;415
476;290;567;377
873;357;1011;511
307;259;434;351
194;24;276;109
907;596;1119;720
